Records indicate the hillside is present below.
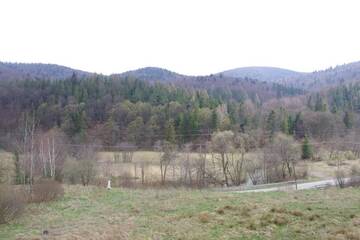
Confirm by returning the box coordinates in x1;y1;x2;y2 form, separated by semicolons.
113;67;303;101
220;66;304;83
285;61;360;90
115;67;187;82
220;62;360;91
0;62;91;81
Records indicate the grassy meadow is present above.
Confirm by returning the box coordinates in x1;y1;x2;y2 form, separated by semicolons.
2;150;360;186
96;150;360;183
0;186;360;240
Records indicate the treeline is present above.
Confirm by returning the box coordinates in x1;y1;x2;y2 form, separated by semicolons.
0;74;259;146
1;72;359;148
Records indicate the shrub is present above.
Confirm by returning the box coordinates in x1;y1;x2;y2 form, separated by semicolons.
0;185;24;224
63;158;79;184
348;166;360;187
312;148;330;162
119;172;135;188
31;179;64;203
335;170;346;188
344;151;357;161
290;210;304;217
198;212;211;223
216;208;225;214
273;216;288;225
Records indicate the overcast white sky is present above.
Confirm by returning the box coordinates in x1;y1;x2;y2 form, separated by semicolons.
1;0;360;75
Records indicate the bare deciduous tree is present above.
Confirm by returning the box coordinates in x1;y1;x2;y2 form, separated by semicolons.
227;133;256;186
38;129;67;181
262;134;300;184
155;141;177;185
211;131;234;186
75;145;98;186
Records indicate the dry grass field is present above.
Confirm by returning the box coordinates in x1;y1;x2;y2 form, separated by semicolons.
96;151;360;183
0;186;360;240
0;151;15;184
2;150;360;185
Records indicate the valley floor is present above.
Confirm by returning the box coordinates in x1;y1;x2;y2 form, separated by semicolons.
1;186;360;240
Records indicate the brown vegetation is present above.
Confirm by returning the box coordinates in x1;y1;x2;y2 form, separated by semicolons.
0;186;24;224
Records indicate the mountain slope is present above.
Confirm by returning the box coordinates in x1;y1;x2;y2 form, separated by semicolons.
115;67;187;82
286;61;360;90
111;67;304;101
220;66;304;82
0;62;91;81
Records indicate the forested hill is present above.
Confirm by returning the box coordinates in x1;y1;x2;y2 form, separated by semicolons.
283;61;360;91
113;67;304;102
114;67;186;82
0;62;91;81
220;66;304;83
220;62;360;91
0;60;360;148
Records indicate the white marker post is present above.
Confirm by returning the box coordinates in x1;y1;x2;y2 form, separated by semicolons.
107;180;111;190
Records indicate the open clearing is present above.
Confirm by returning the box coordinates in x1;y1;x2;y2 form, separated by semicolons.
97;151;360;181
1;186;360;240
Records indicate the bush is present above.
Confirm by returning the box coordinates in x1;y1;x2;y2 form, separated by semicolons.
198;212;211;223
63;158;79;184
348;166;360;187
312;148;330;161
344;151;357;161
335;170;346;188
0;185;24;224
31;179;64;203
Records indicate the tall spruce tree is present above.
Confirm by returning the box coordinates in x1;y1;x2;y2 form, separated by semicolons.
294;112;305;139
301;136;312;159
266;110;276;139
211;109;219;131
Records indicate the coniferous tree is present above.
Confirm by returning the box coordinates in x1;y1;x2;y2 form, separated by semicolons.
343;111;354;129
266;110;276;139
280;108;289;134
314;94;327;112
301;136;312;159
294;112;305;139
287;115;295;135
211;109;219;131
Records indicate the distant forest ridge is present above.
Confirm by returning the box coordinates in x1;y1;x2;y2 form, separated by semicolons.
1;61;360;91
0;60;360;148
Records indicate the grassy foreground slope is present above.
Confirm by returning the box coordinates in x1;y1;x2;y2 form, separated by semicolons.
1;187;360;240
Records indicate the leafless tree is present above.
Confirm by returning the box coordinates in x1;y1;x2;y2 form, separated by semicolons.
227;133;256;186
261;134;300;184
211;131;234;186
178;143;195;186
155;141;177;185
246;155;263;185
75;145;98;186
38;129;67;181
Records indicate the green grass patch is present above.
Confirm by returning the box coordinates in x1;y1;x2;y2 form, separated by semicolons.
1;186;360;239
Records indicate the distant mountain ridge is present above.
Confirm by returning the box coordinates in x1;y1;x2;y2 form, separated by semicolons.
285;61;360;90
2;60;360;92
0;62;91;81
220;66;305;82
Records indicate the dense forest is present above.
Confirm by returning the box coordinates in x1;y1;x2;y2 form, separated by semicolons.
0;69;307;147
0;62;359;153
1;61;360;189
